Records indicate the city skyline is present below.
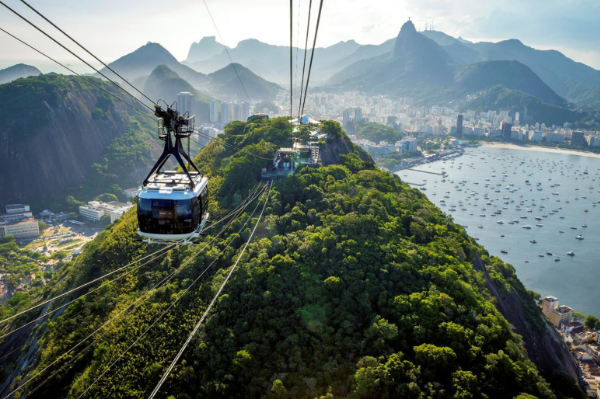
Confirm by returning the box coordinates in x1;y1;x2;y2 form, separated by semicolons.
0;0;599;72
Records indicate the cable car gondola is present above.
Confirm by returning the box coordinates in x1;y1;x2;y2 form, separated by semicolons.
137;105;209;244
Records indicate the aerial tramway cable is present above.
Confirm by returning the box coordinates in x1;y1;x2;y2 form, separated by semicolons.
201;0;251;103
17;0;157;108
289;0;293;118
299;0;325;120
75;187;270;399
148;182;272;399
0;244;177;341
0;26;276;164
2;185;267;399
0;26;152;117
297;0;313;122
0;1;155;112
192;129;275;161
0;243;178;326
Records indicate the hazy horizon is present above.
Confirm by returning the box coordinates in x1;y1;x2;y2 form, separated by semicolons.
1;0;599;72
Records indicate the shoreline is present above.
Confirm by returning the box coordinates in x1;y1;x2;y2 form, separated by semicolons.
480;142;600;159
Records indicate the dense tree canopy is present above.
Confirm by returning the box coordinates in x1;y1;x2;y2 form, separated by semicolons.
0;118;576;399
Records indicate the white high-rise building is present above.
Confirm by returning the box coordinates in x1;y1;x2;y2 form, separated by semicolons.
220;102;230;125
210;101;220;123
233;102;242;121
241;102;250;121
177;92;194;115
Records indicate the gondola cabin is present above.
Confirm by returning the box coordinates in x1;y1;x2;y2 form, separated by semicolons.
138;172;208;244
137;104;209;244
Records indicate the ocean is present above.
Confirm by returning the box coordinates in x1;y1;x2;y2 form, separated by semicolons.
397;145;600;318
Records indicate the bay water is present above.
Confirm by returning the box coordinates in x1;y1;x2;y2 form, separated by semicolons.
397;145;600;318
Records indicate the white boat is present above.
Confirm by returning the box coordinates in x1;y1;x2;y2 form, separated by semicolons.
576;235;584;240
567;251;575;256
522;225;532;229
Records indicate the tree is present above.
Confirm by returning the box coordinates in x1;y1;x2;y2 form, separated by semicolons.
67;212;79;220
319;120;343;138
585;315;600;330
66;195;86;212
38;220;47;232
94;193;118;203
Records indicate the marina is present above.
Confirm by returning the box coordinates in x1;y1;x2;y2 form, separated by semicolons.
397;146;600;317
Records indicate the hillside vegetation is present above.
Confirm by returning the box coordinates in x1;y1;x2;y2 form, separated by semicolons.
0;119;582;398
0;73;160;210
461;86;580;126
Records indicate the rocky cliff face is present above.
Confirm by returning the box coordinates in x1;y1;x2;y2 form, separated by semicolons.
0;74;156;206
320;135;372;166
473;255;579;380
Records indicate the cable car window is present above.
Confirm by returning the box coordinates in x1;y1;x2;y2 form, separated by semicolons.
138;198;152;215
175;200;192;221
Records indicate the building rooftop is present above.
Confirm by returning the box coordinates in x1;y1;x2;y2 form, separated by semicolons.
0;217;36;227
544;295;559;301
556;305;573;314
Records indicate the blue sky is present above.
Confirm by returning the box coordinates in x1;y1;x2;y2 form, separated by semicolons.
1;0;599;71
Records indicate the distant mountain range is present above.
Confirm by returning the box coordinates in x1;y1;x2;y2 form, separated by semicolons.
89;42;282;105
143;65;212;121
96;42;207;87
206;63;281;101
0;63;41;85
183;24;600;109
321;20;592;124
183;37;379;84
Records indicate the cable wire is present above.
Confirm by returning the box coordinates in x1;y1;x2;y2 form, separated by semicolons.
0;244;175;341
18;0;156;107
0;26;153;119
192;130;275;161
290;0;294;119
297;0;313;122
0;1;154;112
4;186;266;399
76;189;269;398
148;182;271;398
201;0;251;103
0;244;175;326
300;0;325;119
0;27;274;168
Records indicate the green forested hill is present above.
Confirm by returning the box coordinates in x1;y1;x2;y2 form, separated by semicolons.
0;73;160;209
0;119;581;398
460;86;580;126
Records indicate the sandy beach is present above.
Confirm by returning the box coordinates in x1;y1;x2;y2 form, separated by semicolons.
480;142;600;159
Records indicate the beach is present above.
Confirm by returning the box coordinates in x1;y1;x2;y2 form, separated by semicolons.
481;142;600;159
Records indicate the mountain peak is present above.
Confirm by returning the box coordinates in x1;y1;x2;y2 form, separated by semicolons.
399;19;417;35
0;63;42;85
391;19;450;64
499;38;524;47
200;36;217;43
185;36;227;63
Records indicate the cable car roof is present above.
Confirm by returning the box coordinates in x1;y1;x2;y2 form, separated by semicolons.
140;172;208;200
